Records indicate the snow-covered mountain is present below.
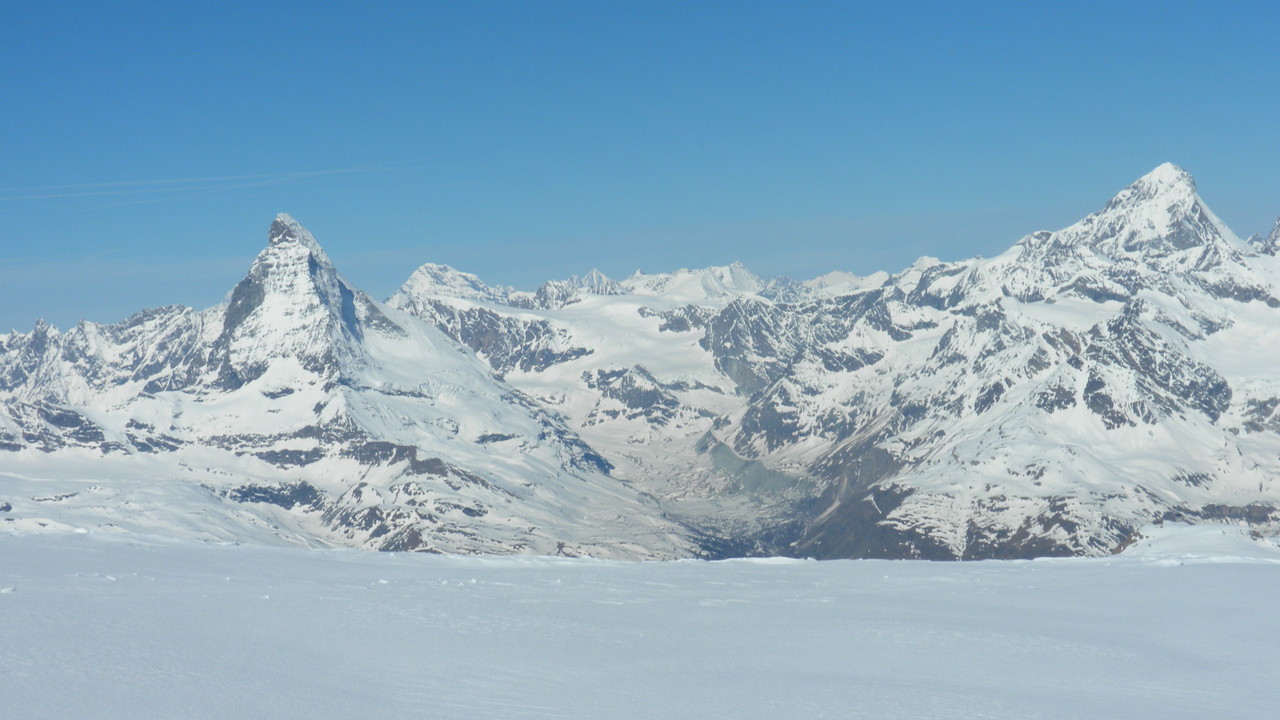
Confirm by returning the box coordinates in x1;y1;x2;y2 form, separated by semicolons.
0;215;689;558
706;164;1280;558
4;164;1280;559
389;163;1280;559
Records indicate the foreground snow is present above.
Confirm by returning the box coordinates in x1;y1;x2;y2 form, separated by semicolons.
4;525;1279;719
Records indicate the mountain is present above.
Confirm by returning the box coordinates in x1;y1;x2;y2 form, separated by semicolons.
703;163;1280;558
0;215;689;558
388;163;1280;559
4;165;1280;559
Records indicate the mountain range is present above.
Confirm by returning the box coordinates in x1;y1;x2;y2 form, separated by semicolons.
4;163;1279;559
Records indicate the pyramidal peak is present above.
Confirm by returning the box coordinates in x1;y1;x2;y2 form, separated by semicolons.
1011;162;1243;265
1099;162;1198;215
580;268;622;295
265;212;334;266
1135;161;1195;192
217;214;373;376
268;213;322;249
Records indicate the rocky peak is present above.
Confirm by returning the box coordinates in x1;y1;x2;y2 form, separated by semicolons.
522;270;626;310
227;217;344;323
30;318;55;337
1013;163;1242;275
580;269;623;296
1087;163;1234;254
268;213;324;251
1251;218;1280;256
240;215;345;302
215;215;375;387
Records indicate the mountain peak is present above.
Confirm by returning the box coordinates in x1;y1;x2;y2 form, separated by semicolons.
214;214;375;386
268;213;323;251
1137;162;1195;192
1101;162;1198;214
398;263;507;303
1252;217;1280;256
579;269;622;295
1017;162;1244;264
257;214;338;275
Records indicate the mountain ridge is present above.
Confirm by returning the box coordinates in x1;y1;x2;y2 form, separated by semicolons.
4;163;1280;559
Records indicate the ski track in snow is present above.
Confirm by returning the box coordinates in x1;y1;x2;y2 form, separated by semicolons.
4;527;1278;719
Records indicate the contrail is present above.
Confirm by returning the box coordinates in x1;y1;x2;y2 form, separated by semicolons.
0;162;418;201
85;173;343;210
91;179;475;210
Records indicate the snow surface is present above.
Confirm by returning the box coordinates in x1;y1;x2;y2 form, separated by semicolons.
4;525;1278;719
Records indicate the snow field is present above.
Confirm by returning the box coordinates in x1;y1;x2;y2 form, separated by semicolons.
4;526;1278;719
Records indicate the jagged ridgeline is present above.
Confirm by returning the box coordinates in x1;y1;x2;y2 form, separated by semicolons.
4;164;1280;558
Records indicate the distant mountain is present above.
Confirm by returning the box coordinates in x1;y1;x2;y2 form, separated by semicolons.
4;165;1279;558
0;215;689;558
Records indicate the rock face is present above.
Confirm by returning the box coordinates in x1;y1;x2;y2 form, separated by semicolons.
5;165;1280;559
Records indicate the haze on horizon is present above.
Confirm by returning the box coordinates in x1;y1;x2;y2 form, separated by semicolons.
3;1;1280;331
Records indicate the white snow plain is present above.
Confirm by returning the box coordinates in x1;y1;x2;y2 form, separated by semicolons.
4;523;1279;719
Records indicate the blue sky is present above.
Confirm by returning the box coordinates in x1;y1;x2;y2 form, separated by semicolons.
4;1;1280;330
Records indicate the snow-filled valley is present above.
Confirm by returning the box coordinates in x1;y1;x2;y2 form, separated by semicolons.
4;524;1279;719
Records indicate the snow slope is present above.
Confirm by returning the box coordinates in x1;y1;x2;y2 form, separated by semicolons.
3;527;1278;719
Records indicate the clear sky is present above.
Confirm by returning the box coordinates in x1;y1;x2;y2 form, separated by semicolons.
4;1;1280;330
